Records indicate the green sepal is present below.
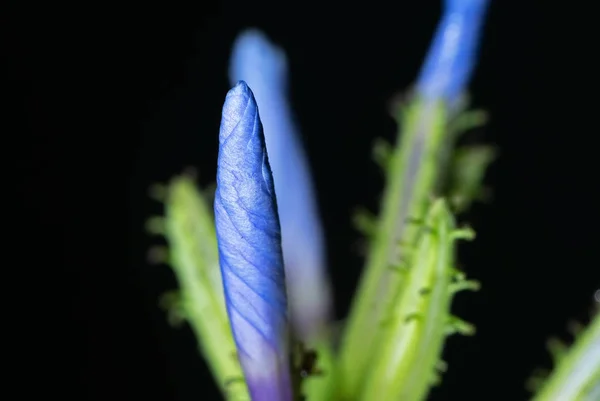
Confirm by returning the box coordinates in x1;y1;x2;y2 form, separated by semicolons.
358;199;478;401
531;311;600;401
337;99;451;399
150;172;250;400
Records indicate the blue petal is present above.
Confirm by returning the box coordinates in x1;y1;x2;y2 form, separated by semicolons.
229;29;331;340
416;0;490;103
214;81;292;401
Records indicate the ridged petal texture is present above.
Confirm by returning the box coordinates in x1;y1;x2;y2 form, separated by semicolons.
229;29;331;341
214;81;292;401
416;0;490;103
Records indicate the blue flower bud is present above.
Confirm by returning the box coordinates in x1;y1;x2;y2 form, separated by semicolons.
416;0;490;104
229;29;331;341
214;81;292;401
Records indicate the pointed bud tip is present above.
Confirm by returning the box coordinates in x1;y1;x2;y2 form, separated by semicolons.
228;80;251;97
220;81;259;143
223;80;254;115
223;81;253;113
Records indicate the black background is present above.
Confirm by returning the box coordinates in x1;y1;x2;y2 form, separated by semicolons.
10;1;599;400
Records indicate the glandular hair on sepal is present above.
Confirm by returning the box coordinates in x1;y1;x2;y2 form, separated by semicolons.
147;246;169;265
148;183;167;202
449;279;480;294
547;338;568;364
450;227;476;241
448;109;489;139
445;315;476;336
372;138;393;171
158;291;187;327
353;207;378;237
145;216;166;235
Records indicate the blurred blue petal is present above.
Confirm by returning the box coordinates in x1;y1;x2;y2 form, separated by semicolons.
229;29;331;341
416;0;490;104
214;81;292;401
